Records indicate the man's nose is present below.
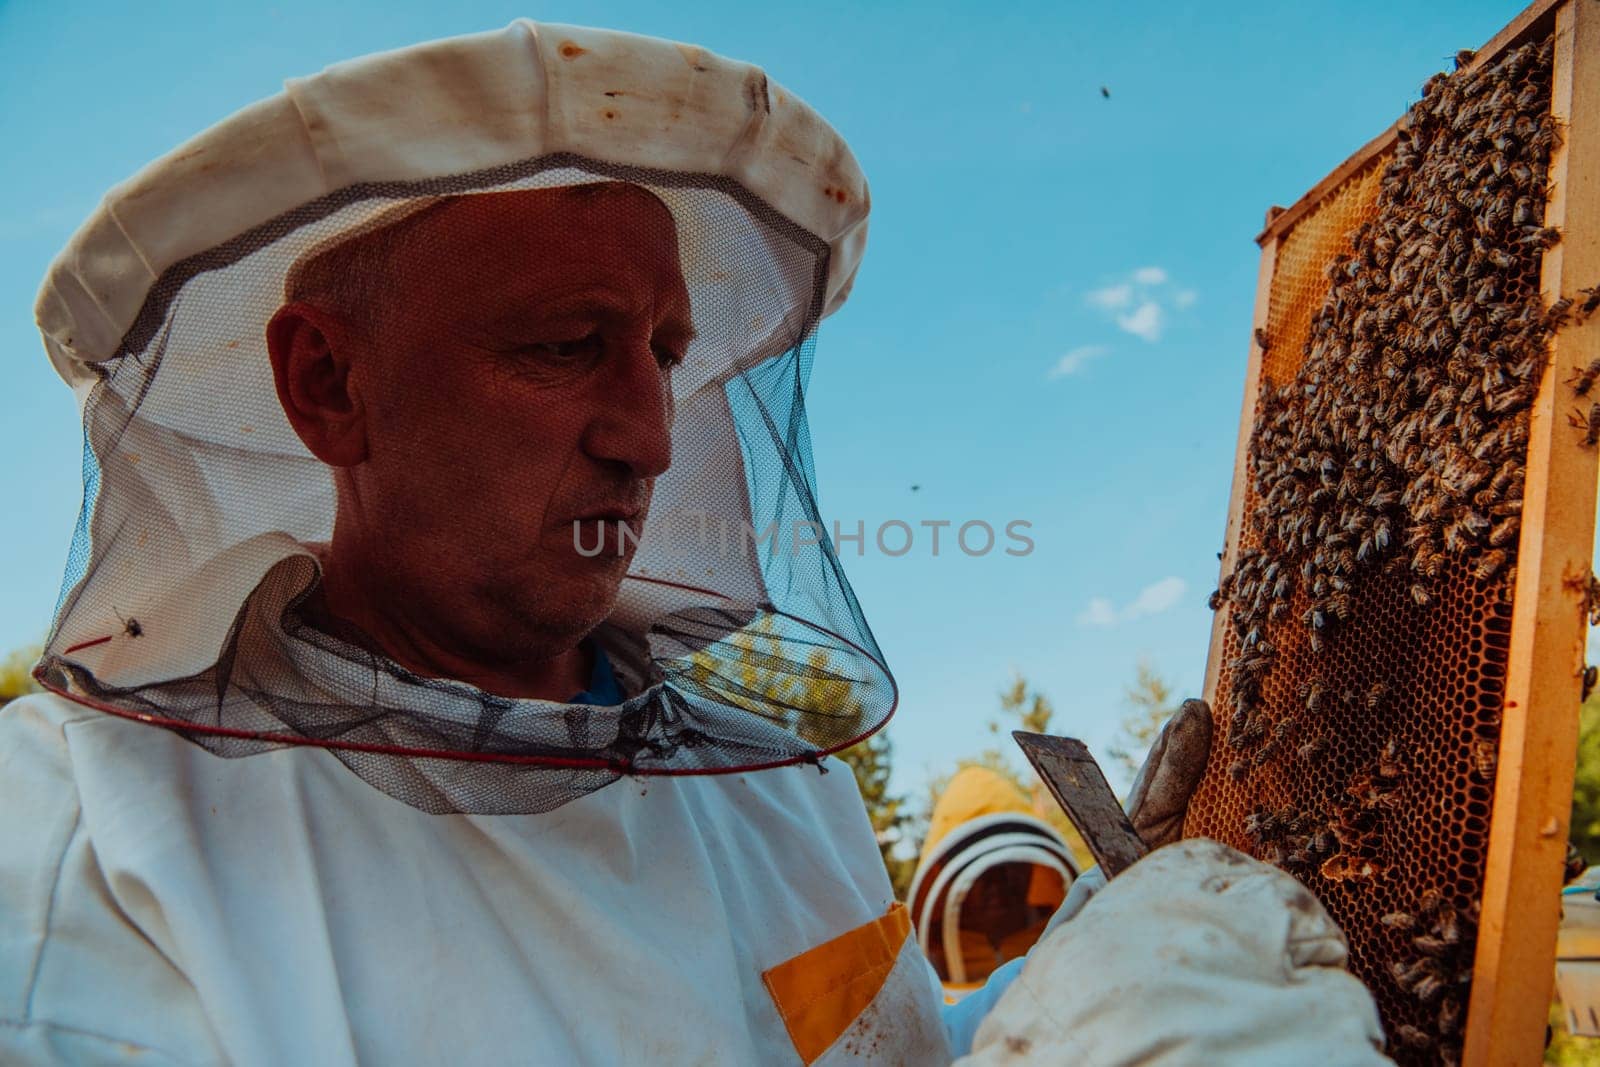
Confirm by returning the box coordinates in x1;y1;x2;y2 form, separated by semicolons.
580;340;674;479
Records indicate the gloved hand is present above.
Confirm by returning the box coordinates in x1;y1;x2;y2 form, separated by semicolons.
958;839;1391;1066
1124;696;1213;848
1044;698;1213;934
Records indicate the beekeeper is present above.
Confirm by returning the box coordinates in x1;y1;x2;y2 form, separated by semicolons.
909;766;1079;996
0;21;1391;1066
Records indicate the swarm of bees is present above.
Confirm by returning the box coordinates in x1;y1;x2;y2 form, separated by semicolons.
1383;889;1475;1061
1206;37;1566;1065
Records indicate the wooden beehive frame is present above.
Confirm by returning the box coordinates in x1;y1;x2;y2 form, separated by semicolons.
1200;2;1600;1062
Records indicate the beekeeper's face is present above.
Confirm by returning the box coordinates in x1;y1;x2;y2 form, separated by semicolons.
268;183;685;664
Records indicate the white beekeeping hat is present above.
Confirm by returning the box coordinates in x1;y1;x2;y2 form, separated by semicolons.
33;21;890;814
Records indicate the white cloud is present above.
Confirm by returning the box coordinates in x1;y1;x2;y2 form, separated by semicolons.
1085;283;1133;311
1077;597;1119;627
1116;301;1164;342
1127;576;1187;617
1078;577;1188;627
1081;268;1192;345
1048;345;1109;379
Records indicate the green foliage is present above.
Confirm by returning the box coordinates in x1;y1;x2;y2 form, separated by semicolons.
1107;658;1177;782
0;645;42;708
1547;1000;1600;1065
1570;691;1600;866
835;731;915;897
683;617;915;895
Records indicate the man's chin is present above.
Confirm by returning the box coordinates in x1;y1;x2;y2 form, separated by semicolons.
498;560;628;636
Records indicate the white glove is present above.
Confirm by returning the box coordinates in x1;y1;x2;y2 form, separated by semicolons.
957;839;1392;1066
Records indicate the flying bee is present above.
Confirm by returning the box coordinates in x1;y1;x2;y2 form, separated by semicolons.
113;609;143;639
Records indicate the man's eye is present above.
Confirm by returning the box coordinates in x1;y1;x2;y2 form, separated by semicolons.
517;334;602;363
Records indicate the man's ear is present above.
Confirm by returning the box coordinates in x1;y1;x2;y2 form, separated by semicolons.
266;302;369;467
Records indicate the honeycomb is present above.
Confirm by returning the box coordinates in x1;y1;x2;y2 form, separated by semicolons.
1185;34;1561;1065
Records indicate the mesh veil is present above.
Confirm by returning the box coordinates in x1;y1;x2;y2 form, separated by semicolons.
32;28;889;815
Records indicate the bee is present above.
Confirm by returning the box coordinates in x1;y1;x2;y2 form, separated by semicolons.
113;609;143;639
1569;404;1600;446
1410;583;1435;607
1437;996;1463;1036
1474;549;1509;581
1487;517;1519;547
1377;737;1405;780
1394;1025;1433;1050
1518;225;1562;249
1578;284;1600;323
1413;933;1452;957
1585;664;1598;702
1569;357;1600;396
1366;683;1391;712
1467;736;1498;781
1388;959;1440;991
1227;759;1248;783
1253;327;1271;352
1414;973;1449;1004
1453;48;1476;70
1297;736;1329;762
1381;911;1418;931
1549;296;1577;326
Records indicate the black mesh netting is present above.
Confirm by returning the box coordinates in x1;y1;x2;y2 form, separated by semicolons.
37;155;893;815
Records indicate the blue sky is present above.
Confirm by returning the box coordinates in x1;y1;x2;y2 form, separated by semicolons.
0;0;1565;795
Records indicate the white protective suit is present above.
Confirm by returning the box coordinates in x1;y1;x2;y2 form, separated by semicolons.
1;18;1391;1067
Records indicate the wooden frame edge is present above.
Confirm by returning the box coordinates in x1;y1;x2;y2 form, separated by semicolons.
1465;2;1600;1061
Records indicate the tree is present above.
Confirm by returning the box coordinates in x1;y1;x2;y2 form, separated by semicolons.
681;616;915;893
1107;658;1178;783
834;731;915;896
1568;688;1600;865
0;645;42;709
